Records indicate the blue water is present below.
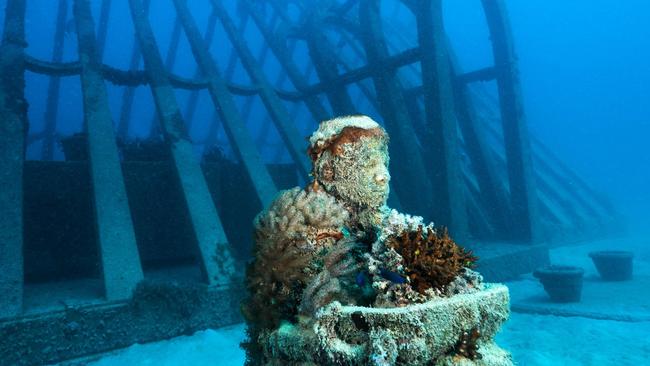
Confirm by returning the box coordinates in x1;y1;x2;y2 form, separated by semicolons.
1;1;649;365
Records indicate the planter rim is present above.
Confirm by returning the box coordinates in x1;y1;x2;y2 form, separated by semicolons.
533;265;584;278
328;283;508;316
588;250;633;259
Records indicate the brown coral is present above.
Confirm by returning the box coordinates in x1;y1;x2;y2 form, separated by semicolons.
387;226;478;294
241;236;311;366
307;125;386;163
242;188;353;365
452;327;482;360
242;237;310;330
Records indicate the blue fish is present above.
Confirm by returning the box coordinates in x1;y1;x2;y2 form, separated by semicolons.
356;271;369;287
379;268;407;284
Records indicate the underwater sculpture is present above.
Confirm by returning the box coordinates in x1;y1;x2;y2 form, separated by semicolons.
242;115;513;365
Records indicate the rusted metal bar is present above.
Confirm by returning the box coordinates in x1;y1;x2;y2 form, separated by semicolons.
117;0;150;138
228;11;278;146
307;30;357;115
164;18;183;75
243;1;330;121
202;9;249;150
456;66;497;84
269;42;421;101
461;171;497;239
184;10;218;134
0;0;27;319
407;0;468;239
73;0;144;300
223;12;249;81
96;0;112;61
256;0;403;210
173;0;278;206
359;0;434;218
455;82;510;234
329;33;381;112
127;0;236;285
147;15;183;139
210;0;311;180
451;60;510;236
481;0;540;242
24;56;80;75
41;0;69;160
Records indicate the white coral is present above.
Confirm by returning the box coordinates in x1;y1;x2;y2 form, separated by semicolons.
309;115;380;148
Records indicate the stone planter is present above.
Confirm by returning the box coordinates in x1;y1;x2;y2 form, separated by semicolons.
533;265;584;303
261;284;513;366
589;250;633;281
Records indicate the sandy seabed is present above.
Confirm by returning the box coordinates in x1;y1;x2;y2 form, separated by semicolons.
80;233;650;366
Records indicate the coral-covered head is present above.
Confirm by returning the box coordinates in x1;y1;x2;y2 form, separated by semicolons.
308;115;390;209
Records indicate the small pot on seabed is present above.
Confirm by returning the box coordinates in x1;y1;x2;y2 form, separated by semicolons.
533;265;584;303
589;250;634;281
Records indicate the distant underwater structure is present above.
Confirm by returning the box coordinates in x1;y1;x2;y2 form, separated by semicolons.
0;0;619;364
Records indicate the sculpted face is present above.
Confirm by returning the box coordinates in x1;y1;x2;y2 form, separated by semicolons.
315;134;390;209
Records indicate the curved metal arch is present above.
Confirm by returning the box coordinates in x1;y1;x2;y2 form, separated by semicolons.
23;54;262;95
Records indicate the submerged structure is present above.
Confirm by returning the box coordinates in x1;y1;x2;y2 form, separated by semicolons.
0;0;618;364
244;115;512;365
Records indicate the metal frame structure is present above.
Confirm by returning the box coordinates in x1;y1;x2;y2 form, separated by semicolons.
0;0;619;362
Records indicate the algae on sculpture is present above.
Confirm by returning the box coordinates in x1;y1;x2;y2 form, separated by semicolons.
242;115;513;365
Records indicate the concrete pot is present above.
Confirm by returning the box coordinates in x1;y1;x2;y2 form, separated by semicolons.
533;265;584;303
589;250;633;281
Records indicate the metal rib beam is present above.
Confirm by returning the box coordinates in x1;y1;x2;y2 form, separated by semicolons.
359;0;434;218
173;0;278;207
244;1;330;121
481;0;540;242
0;0;27;318
127;0;235;285
408;0;468;239
73;0;143;300
41;0;69;160
210;0;311;180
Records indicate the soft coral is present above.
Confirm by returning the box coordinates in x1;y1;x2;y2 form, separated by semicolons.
387;225;478;294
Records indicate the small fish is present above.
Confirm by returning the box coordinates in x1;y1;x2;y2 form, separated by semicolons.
355;271;369;287
379;268;406;284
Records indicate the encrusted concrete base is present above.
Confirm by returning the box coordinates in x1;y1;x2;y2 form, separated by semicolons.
0;281;244;366
261;284;512;365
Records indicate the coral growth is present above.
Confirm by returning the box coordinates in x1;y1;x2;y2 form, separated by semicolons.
241;115;511;366
254;187;349;252
452;328;482;360
299;239;361;317
243;186;351;329
387;226;478;294
242;187;352;364
308;114;382;149
242;237;311;330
